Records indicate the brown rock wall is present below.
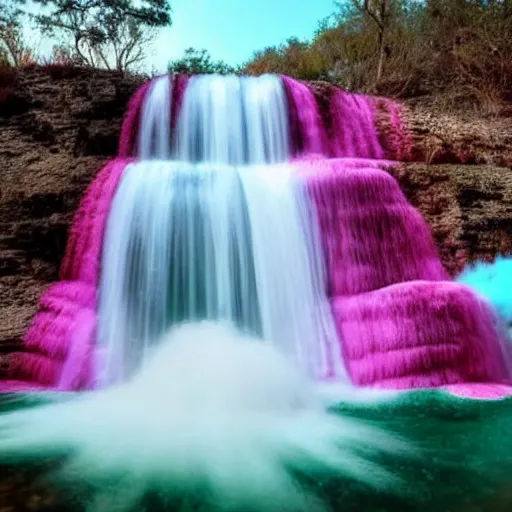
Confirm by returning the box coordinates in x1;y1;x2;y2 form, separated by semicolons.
389;163;512;276
0;67;142;355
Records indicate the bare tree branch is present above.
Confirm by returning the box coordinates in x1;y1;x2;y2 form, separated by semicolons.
350;0;390;85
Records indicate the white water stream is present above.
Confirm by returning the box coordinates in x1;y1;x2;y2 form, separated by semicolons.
97;74;348;386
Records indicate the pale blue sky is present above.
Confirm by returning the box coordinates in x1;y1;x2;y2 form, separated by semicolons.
24;0;337;72
150;0;336;71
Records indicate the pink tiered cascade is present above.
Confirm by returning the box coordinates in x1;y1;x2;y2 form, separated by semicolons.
299;158;512;394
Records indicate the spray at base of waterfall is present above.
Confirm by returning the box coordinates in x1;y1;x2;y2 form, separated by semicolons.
0;322;408;512
97;161;349;386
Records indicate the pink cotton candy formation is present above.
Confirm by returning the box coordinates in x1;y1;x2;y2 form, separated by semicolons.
281;76;328;156
276;77;400;160
443;383;512;400
372;97;413;162
304;159;449;296
299;158;512;395
60;159;129;283
3;282;96;392
118;82;152;158
335;282;509;388
1;160;129;392
325;90;384;159
290;80;401;161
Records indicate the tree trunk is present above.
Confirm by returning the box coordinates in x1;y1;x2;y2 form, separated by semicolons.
376;28;385;84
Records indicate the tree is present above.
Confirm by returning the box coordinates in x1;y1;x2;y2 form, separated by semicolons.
0;22;34;67
104;20;156;72
31;0;172;70
168;48;237;75
243;38;323;80
0;0;34;67
70;19;157;71
243;46;284;75
349;0;391;84
240;0;511;105
0;0;24;26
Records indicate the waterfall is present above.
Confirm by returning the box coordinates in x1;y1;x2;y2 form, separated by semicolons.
238;166;345;379
282;76;327;156
327;89;384;159
138;75;172;159
7;72;511;399
97;161;346;385
97;73;348;386
174;74;290;164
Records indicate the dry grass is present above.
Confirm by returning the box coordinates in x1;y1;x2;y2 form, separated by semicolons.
402;95;512;168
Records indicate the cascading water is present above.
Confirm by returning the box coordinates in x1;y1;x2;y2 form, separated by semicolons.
174;74;290;164
138;75;172;160
96;74;347;386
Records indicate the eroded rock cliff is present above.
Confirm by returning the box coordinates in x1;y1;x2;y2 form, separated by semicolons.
389;163;512;276
0;67;143;356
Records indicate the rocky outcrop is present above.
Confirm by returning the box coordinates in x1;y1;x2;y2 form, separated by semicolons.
0;67;143;357
401;99;512;167
374;94;512;167
389;163;512;276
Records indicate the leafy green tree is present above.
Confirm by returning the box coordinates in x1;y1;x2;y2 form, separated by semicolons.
0;1;21;25
168;48;237;75
0;0;34;66
31;0;172;70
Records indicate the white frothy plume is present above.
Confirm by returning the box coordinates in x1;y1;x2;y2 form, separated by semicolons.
0;322;406;512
